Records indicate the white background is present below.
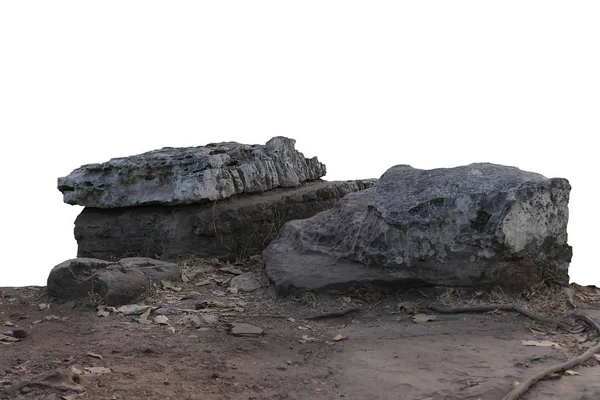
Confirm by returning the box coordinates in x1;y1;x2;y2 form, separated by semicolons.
1;1;598;287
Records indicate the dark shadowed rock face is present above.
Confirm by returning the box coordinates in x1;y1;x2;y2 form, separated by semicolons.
47;257;180;306
75;180;375;261
58;137;326;208
264;163;572;296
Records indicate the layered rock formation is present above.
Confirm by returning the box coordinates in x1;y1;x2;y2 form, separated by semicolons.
58;137;326;208
58;137;374;260
264;163;572;295
75;179;374;260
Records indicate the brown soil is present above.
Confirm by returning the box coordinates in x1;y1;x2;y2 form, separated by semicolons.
2;260;600;400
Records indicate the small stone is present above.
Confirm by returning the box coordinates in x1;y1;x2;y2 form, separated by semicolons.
195;301;209;310
4;321;15;327
38;303;50;311
12;329;27;339
154;315;169;325
32;319;43;325
202;315;219;325
231;323;263;337
154;308;170;315
212;290;226;297
210;301;228;308
229;272;260;293
195;280;211;287
228;287;239;295
179;315;202;328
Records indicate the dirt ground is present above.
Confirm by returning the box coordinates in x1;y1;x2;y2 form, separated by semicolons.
2;259;600;400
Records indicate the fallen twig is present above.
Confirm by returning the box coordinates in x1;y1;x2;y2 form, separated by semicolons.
502;312;600;400
305;307;362;320
247;307;362;320
429;303;574;332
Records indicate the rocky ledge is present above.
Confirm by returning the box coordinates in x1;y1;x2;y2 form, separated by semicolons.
58;136;326;208
75;179;375;260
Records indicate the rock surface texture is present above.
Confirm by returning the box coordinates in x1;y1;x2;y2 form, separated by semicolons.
47;257;180;306
58;137;326;208
264;163;572;295
75;179;375;260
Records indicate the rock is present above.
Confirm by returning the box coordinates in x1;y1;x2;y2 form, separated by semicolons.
47;258;180;306
179;315;202;328
58;136;326;208
12;329;27;339
117;304;152;315
229;272;261;293
202;315;219;325
153;315;169;325
231;323;264;337
264;163;572;295
74;179;374;260
154;308;170;315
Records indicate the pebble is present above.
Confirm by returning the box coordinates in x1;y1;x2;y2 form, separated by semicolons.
202;315;218;325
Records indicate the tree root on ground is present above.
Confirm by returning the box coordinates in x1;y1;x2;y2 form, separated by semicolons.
429;303;600;400
428;303;574;332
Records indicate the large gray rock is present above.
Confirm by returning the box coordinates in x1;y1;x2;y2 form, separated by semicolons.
57;137;326;208
264;163;572;295
47;257;180;306
74;180;375;260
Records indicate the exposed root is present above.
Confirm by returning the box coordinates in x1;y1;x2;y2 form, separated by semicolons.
502;312;600;400
429;303;574;332
429;303;600;400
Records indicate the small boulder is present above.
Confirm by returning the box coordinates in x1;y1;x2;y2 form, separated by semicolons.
265;163;572;295
231;323;264;337
47;258;180;306
229;272;261;293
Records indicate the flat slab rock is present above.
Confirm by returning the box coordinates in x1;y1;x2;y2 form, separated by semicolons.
47;257;180;306
74;179;374;260
264;163;572;295
58;136;326;208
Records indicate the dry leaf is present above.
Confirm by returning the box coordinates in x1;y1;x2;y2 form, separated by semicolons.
117;304;151;315
138;308;152;324
564;287;577;308
412;313;437;323
299;335;316;344
521;340;561;348
86;351;103;359
564;370;580;376
333;334;349;341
